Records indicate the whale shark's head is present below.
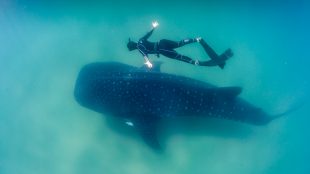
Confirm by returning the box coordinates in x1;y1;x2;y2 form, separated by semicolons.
74;62;136;114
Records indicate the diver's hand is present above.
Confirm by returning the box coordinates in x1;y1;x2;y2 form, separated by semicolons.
144;56;153;68
145;60;153;69
152;21;159;28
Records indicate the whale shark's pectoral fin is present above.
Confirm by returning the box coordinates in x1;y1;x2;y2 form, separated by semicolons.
216;87;242;98
132;116;162;151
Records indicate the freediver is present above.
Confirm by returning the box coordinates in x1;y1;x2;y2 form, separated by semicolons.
127;21;233;69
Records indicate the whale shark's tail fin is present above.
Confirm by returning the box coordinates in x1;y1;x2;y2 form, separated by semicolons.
270;100;305;121
255;96;306;126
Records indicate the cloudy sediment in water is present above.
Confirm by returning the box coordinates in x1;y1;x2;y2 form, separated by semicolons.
1;0;309;174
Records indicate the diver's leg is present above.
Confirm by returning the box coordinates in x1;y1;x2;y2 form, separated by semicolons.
159;38;198;49
159;48;227;67
199;39;233;60
198;49;233;68
175;38;197;48
159;49;198;65
199;38;219;60
198;39;233;69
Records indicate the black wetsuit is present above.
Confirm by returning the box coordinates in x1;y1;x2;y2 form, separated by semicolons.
137;28;197;64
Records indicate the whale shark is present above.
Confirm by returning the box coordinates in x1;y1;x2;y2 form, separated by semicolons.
74;62;281;150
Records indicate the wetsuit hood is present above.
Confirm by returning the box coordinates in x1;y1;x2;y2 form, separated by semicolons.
127;38;137;51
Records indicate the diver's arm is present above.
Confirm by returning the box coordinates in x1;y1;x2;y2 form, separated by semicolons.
141;28;155;40
141;21;159;40
138;47;153;68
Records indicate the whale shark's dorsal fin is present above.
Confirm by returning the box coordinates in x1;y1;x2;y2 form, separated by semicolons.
207;87;242;99
131;116;162;151
151;61;163;72
217;87;242;98
140;61;163;73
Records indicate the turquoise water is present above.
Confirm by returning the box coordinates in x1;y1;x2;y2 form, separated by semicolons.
1;1;310;174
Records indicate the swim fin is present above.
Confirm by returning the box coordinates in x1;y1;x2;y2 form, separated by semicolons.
199;39;233;69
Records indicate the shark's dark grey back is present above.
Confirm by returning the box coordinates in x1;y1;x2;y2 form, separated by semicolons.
74;61;273;150
75;62;270;123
